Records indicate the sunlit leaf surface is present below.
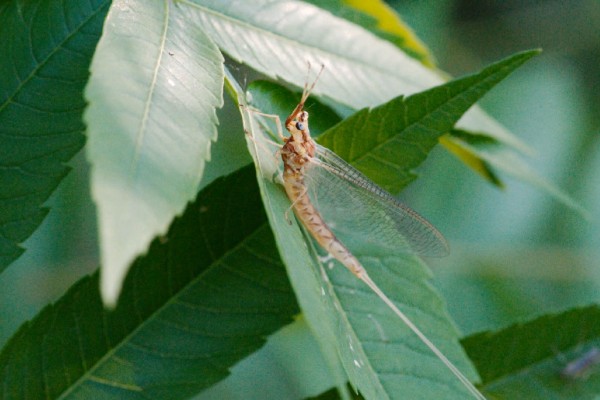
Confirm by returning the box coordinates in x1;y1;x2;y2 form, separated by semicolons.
184;0;529;152
84;0;224;305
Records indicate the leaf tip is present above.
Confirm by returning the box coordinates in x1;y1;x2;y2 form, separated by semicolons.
517;48;543;63
100;256;131;309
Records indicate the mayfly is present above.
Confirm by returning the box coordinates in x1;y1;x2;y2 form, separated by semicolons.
247;65;485;399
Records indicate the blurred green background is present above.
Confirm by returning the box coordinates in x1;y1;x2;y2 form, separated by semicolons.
394;0;600;334
1;1;598;398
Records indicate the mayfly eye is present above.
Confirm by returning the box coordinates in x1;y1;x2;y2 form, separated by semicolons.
296;122;304;130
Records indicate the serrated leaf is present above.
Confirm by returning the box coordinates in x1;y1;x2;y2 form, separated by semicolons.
317;51;538;193
0;0;110;272
447;129;589;217
247;81;508;192
247;81;508;193
182;0;530;153
0;166;299;399
247;79;579;215
462;305;600;399
327;0;435;66
237;74;479;400
84;0;225;305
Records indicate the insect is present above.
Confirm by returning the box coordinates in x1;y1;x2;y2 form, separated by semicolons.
560;347;600;380
245;64;485;399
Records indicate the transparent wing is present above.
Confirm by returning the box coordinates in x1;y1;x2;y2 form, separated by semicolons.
304;144;449;257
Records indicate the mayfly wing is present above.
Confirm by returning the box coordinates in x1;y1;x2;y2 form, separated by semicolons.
301;144;487;399
305;143;449;257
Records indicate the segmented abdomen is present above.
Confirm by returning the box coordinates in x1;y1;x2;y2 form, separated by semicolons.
283;173;364;277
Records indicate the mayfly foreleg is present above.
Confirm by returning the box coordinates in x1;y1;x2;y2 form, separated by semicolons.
240;104;288;184
240;104;287;142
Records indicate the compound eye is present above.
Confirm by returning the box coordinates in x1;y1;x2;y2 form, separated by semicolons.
295;122;304;131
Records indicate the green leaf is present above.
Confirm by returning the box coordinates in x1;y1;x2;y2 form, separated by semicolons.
0;166;298;399
232;87;350;398
306;0;436;67
182;0;530;153
318;50;539;193
447;129;589;217
247;82;508;191
84;0;225;305
462;305;600;399
246;77;583;216
237;74;479;400
0;0;110;272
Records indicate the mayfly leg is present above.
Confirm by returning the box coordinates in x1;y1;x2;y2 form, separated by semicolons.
240;104;288;185
240;104;287;142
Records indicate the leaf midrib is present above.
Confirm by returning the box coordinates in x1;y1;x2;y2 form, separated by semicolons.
0;1;109;115
130;0;170;180
276;203;390;399
56;222;273;399
179;0;416;83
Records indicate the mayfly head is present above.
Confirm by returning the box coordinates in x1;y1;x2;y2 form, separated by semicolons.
285;110;309;138
282;109;316;160
285;62;325;130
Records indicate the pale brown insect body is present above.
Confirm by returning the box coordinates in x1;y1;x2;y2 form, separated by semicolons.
281;106;365;278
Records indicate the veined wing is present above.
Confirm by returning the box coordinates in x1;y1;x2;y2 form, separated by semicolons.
304;144;449;257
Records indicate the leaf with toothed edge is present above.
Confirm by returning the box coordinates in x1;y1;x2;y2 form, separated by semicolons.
182;0;531;153
0;166;299;400
84;0;225;306
236;50;548;400
317;50;540;194
0;0;110;272
236;74;481;399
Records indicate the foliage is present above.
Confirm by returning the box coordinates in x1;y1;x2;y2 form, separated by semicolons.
462;306;600;399
0;166;299;398
0;0;109;272
0;0;595;399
